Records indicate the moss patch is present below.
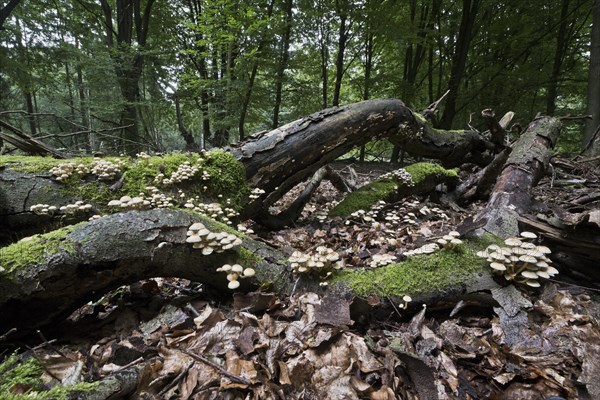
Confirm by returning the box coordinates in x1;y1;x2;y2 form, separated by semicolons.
329;162;458;217
2;151;251;214
0;226;76;274
0;352;98;399
332;241;487;297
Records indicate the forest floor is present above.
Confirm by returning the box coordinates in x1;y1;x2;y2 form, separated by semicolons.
2;158;600;400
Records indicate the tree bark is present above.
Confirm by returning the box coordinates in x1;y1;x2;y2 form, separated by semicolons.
584;0;600;155
0;209;293;338
233;99;493;220
272;0;293;128
462;116;561;237
439;0;480;129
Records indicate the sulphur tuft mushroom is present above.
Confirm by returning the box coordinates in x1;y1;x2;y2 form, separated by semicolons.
476;231;558;287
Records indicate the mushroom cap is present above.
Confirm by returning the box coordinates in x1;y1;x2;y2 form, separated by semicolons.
120;195;132;202
231;264;244;273
521;242;537;250
487;244;501;251
221;264;232;271
519;255;538;263
201;246;214;255
520;231;537;239
521;270;538;279
185;235;202;244
228;280;240;289
490;252;508;262
108;200;122;207
189;222;205;231
226;273;238;281
490;262;507;271
536;246;552;254
525;280;541;287
546;266;559;276
504;237;522;247
197;228;211;237
476;250;489;258
448;231;460;238
402;295;412;303
536;270;550;279
450;238;463;245
243;268;256;277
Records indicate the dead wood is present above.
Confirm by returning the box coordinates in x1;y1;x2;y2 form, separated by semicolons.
0;209;295;338
462;116;562;237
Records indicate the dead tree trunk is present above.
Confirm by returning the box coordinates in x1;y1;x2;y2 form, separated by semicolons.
234;99;494;220
0;209;295;337
464;116;561;237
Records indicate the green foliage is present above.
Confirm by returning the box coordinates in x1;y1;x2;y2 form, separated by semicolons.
0;0;593;154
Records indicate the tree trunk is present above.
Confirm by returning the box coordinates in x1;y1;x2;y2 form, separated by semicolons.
439;0;480;129
546;0;570;116
584;0;600;155
332;0;349;107
462;116;561;237
272;0;293;129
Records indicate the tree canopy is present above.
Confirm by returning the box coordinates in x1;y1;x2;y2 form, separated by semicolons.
0;0;597;155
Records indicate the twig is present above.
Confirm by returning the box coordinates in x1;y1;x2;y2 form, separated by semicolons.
158;362;194;397
181;348;252;386
0;327;17;342
559;114;592;121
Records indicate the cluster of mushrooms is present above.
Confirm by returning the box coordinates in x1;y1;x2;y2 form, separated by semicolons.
30;200;93;215
249;187;266;200
288;246;344;285
136;152;151;159
215;264;256;289
369;253;397;267
184;200;239;225
90;159;122;180
107;195;151;210
477;232;558;287
404;231;462;257
380;168;414;186
155;161;200;185
50;162;89;182
186;222;243;255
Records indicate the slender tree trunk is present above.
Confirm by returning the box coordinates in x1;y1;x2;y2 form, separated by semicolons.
584;0;600;154
76;62;91;152
360;29;374;162
546;0;570;116
332;0;348;107
272;0;293;129
439;0;480;129
320;26;329;109
22;91;36;137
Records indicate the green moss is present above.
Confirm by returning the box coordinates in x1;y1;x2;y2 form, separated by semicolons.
332;241;487;297
238;247;262;268
0;156;87;173
45;151;250;213
329;162;458;217
329;180;398;217
0;226;76;274
0;352;99;400
202;150;250;210
405;162;458;184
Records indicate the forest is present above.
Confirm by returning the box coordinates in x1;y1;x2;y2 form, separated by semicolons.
0;0;600;399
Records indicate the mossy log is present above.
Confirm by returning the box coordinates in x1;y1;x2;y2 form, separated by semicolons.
0;207;502;339
328;162;459;217
1;99;495;240
0;209;294;337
